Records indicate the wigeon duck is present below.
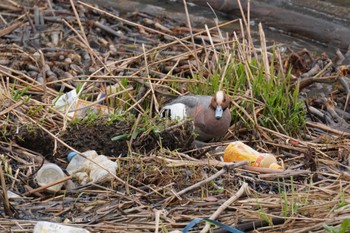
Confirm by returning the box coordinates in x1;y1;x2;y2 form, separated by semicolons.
161;91;231;141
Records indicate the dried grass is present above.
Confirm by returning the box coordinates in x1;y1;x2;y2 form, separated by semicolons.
0;0;349;232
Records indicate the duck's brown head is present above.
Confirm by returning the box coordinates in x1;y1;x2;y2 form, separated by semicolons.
210;90;231;120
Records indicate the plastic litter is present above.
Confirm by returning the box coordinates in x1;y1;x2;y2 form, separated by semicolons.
66;150;98;174
66;150;118;185
182;218;243;233
35;163;66;192
224;141;282;169
7;191;21;199
53;89;113;118
33;221;90;233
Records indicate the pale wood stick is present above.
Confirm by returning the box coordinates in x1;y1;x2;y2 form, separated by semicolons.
24;176;72;196
259;169;311;179
161;161;248;208
0;163;13;217
258;23;270;80
242;165;285;174
200;182;248;233
177;161;248;196
154;209;161;233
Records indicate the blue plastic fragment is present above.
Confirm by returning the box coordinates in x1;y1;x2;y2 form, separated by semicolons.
98;93;106;104
182;218;244;233
67;152;77;162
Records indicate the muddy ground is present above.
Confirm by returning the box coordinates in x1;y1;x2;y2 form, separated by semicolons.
0;0;350;232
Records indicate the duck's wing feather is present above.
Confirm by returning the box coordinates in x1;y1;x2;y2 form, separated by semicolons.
166;95;211;108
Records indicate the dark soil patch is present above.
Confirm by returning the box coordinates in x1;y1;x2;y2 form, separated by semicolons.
9;125;54;158
8;115;195;165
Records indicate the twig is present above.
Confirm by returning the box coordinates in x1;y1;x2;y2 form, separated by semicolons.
69;0;94;64
0;163;13;217
142;43;159;114
0;20;22;37
38;50;47;103
258;169;311;179
241;165;285;174
200;182;248;233
154;209;161;233
23;176;72;196
306;121;350;137
178;161;247;197
160;161;248;208
93;21;126;38
259;23;270;80
183;0;199;65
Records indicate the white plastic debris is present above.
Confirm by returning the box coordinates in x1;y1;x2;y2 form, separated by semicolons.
7;191;21;199
33;221;90;233
52;89;114;118
66;150;117;185
66;150;98;175
88;155;118;183
52;89;78;118
35;163;66;192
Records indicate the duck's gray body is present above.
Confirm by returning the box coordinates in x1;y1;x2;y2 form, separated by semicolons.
162;94;231;142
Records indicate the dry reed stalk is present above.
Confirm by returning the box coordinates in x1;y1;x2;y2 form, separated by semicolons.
154;209;161;233
183;0;200;65
142;43;159;114
170;161;248;197
0;64;57;95
236;0;257;62
1;1;350;232
68;87;133;114
0;163;13;217
200;182;248;233
23;176;72;196
258;23;270;81
69;0;95;65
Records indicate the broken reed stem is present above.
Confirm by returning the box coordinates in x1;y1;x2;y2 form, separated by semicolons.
200;182;249;233
69;0;95;64
78;0;201;59
258;169;310;179
23;176;72;196
258;23;270;80
205;24;219;66
142;43;159;114
154;209;161;233
0;163;13;217
233;31;259;128
68;87;133;113
129;113;141;147
183;0;199;64
161;161;248;208
38;50;47;103
0;99;23;116
0;64;57;95
219;53;232;91
177;161;248;196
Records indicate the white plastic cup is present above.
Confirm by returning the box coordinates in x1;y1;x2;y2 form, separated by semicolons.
35;163;66;192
